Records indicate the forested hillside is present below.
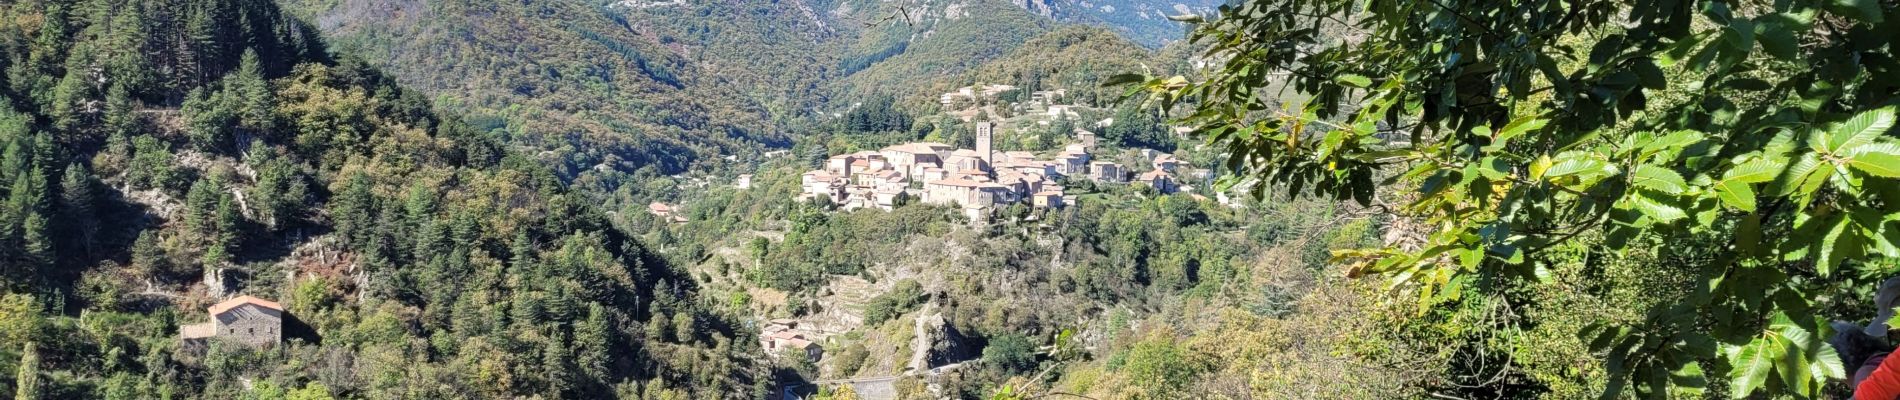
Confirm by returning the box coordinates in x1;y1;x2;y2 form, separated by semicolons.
278;0;786;176
0;0;762;398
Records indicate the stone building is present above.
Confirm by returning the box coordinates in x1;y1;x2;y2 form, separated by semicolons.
180;295;284;347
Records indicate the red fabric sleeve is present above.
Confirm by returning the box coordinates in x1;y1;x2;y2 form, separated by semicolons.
1860;352;1900;400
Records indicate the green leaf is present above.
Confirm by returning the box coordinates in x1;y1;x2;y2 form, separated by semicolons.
1812;342;1847;381
1832;107;1898;151
1632;165;1688;194
1727;340;1778;398
1722;19;1755;53
1755;15;1798;59
1659;33;1709;66
1773;334;1813;396
1848;143;1900;177
1529;154;1554;180
1102;73;1149;87
1633;60;1667;90
1476;157;1510;180
1827;0;1886;23
1815;214;1861;275
1714;179;1758;211
1495;116;1548;146
1546;156;1614;180
1337;74;1373;88
1781;154;1834;197
1630;192;1687;222
1725;158;1787;183
1671;361;1707;395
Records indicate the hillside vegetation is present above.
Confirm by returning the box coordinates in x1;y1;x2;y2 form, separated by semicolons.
280;0;786;176
0;0;761;398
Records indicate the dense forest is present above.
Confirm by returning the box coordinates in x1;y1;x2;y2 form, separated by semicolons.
278;0;788;177
0;0;763;398
14;0;1887;397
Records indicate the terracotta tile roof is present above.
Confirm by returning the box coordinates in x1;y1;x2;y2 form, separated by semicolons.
882;143;953;155
208;295;282;316
929;177;986;188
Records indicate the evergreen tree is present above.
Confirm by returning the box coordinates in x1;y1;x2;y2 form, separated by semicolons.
13;341;38;400
57;162;97;262
805;140;828;169
19;212;52;276
50;42;103;138
100;5;154;98
0;135;28;190
331;174;376;248
8;164;51;271
575;304;613;386
229;49;273;134
102;84;138;140
130;230;170;280
125;135;174;191
206;192;239;267
181;86;234;152
183;177;220;241
542;331;575;398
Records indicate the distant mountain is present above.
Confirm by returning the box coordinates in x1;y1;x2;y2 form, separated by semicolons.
279;0;787;176
276;0;1166;180
1009;0;1222;47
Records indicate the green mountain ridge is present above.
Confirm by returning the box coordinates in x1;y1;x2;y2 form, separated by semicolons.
282;0;786;177
0;0;761;397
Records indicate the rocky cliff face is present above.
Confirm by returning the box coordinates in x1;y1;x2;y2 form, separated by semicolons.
1012;0;1056;17
908;307;978;372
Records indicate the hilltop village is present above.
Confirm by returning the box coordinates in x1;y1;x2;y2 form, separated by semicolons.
798;120;1195;221
795;85;1208;221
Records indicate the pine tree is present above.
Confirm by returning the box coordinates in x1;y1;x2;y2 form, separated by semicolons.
805;140;828;169
575;304;613;386
183;177;220;241
14;341;39;400
50;43;102;137
542;331;575;398
130;230;170;279
180;86;234;152
19;212;52;274
645;302;671;343
101;5;154;98
204;193;239;268
102;84;137;139
57;163;97;263
229;49;272;134
0;135;28;190
8;163;51;271
510;231;536;272
249;148;305;230
126;135;174;191
16;3;69;110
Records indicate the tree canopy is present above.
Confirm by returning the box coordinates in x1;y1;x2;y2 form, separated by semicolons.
1121;0;1898;397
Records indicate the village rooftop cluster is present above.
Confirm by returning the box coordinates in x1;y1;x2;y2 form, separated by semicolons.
798;120;1191;220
